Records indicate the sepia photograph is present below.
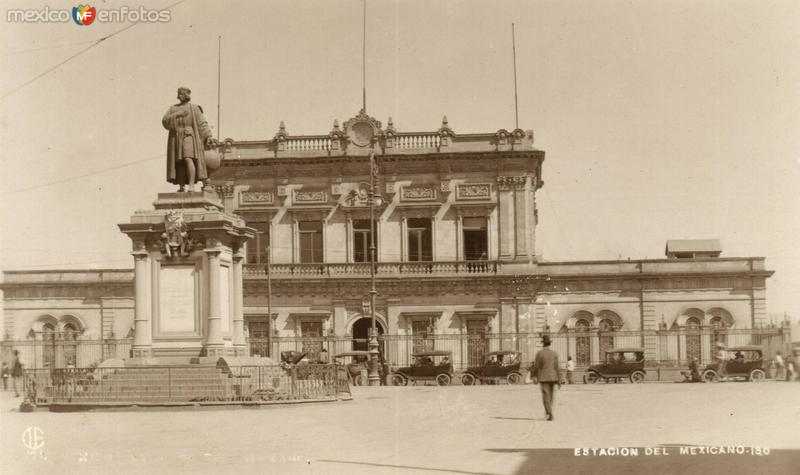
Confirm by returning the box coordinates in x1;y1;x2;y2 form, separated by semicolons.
1;1;798;474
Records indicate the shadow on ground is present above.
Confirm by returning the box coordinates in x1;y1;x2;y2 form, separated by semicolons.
486;448;800;475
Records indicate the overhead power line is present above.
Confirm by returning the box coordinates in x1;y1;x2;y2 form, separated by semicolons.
0;0;187;100
1;153;163;195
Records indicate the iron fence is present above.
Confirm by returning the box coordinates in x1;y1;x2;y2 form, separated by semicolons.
24;364;344;404
258;327;790;371
3;327;788;372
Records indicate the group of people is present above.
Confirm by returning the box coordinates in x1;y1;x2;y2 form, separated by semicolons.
774;350;798;381
1;350;25;397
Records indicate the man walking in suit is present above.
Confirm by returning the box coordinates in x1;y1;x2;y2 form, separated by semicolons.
531;334;561;421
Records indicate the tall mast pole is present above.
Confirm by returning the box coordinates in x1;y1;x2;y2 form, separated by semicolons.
217;35;222;140
512;23;519;129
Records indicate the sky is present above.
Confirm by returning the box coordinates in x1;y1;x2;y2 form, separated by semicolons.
1;0;798;332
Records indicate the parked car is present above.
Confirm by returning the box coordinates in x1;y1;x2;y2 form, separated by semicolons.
584;348;647;384
702;345;767;382
391;350;453;386
461;350;523;385
333;351;371;386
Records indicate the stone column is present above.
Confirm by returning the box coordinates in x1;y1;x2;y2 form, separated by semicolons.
232;253;246;356
131;252;152;358
497;178;516;259
345;213;353;262
455;212;463;260
400;214;408;261
514;177;530;259
205;249;225;356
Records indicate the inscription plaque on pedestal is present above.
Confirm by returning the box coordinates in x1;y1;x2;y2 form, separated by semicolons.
159;265;197;333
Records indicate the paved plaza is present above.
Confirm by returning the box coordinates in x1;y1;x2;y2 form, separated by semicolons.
1;381;798;474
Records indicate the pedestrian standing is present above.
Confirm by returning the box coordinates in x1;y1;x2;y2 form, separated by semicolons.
1;362;9;391
566;356;575;384
714;342;728;382
11;350;25;397
531;335;561;421
774;351;785;380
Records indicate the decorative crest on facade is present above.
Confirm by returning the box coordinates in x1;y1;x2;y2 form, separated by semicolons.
343;109;382;148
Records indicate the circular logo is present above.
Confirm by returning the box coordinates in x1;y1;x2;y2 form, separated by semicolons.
349;122;374;147
22;427;45;451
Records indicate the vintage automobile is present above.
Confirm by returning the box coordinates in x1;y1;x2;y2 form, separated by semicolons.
333;351;371;386
584;348;647;384
461;350;524;385
701;345;767;382
391;350;453;386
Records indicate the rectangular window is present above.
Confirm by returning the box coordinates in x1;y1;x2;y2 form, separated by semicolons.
353;219;377;263
300;320;323;361
246;222;270;264
411;319;435;353
299;221;323;263
247;319;270;357
462;217;488;260
407;218;432;262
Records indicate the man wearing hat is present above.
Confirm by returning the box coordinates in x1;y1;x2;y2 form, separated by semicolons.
531;334;561;421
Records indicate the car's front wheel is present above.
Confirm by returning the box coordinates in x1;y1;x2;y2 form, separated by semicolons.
749;369;766;382
630;370;646;384
585;372;599;384
461;373;476;386
507;372;522;385
436;373;452;386
702;370;718;383
391;374;407;386
352;374;363;386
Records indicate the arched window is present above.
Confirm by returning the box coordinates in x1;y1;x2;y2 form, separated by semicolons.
62;322;78;367
686;316;702;363
42;323;56;368
575;319;591;366
598;318;615;355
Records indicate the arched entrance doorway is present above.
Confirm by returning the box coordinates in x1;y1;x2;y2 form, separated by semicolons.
351;317;385;351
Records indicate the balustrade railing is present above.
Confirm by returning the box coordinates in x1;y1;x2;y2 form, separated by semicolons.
394;133;441;149
284;136;332;152
242;260;499;278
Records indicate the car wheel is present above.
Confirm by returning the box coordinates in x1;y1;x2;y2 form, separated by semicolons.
507;372;522;385
749;369;765;382
391;374;407;386
630;371;645;384
353;375;362;386
702;370;718;383
461;373;476;386
585;372;599;384
436;373;452;386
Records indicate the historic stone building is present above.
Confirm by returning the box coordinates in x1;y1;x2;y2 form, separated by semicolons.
0;110;780;369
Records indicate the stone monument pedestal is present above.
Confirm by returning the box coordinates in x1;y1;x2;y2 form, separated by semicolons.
118;191;254;360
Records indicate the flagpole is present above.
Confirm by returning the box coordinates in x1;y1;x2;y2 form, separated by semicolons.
217;35;222;140
512;23;519;129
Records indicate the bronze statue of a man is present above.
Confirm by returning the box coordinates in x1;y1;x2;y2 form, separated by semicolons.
162;87;217;192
